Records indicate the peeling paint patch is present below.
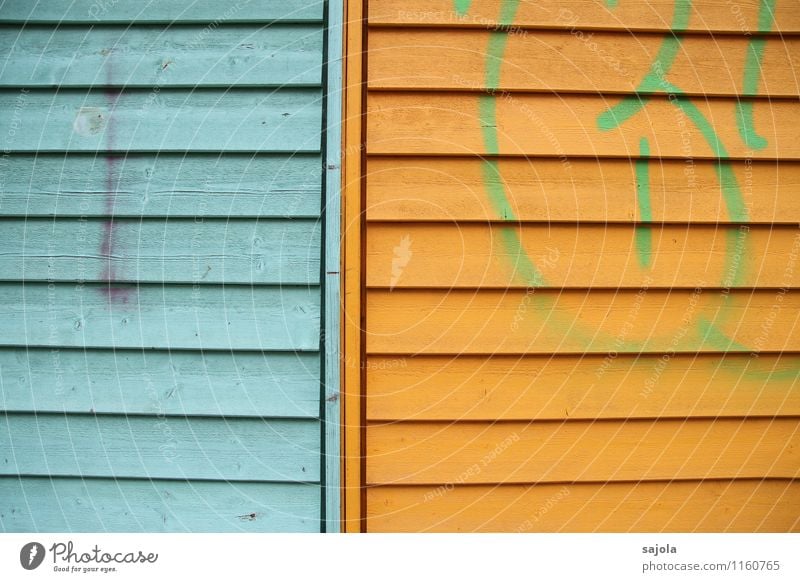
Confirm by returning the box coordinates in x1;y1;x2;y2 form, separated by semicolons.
72;107;107;136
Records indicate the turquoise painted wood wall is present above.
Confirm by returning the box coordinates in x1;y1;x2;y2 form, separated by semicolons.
0;0;340;532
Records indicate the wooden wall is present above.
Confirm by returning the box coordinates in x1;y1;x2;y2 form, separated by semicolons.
351;0;800;531
0;0;340;532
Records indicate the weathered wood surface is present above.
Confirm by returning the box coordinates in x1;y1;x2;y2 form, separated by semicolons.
367;223;800;288
366;354;800;420
0;348;320;417
368;0;800;33
0;477;321;532
0;1;324;23
367;418;800;484
0;218;321;284
367;289;800;354
0;89;322;152
369;29;800;97
367;480;800;532
367;93;800;159
1;413;320;481
0;283;321;350
0;25;323;87
366;158;800;224
0;154;322;218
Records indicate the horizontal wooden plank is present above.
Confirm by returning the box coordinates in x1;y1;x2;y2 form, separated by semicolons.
0;283;320;351
367;92;800;159
365;157;800;224
0;0;323;23
0;153;321;218
367;480;800;532
0;477;320;532
0;89;321;152
0;414;320;481
367;223;800;288
0;25;323;88
366;354;800;421
0;348;320;417
367;418;800;484
368;0;800;33
367;289;800;354
0;218;321;284
369;29;800;97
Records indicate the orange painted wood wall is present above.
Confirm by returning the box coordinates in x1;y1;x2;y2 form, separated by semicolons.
344;0;800;532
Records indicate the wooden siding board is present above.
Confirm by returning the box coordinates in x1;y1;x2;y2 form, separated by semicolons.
367;289;800;354
0;414;321;481
367;92;800;159
0;154;322;218
0;477;321;532
365;354;800;421
0;1;324;23
0;153;322;218
366;481;800;532
341;0;365;531
365;157;800;224
367;419;800;484
0;89;322;153
366;223;800;288
323;0;344;533
367;0;800;33
0;283;321;351
0;348;320;418
368;29;800;97
0;218;321;285
0;25;323;88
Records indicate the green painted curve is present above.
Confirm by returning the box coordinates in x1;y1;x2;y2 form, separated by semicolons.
659;80;749;222
597;0;692;131
454;0;473;16
472;0;544;289
735;0;776;150
591;0;755;350
635;137;653;268
459;0;789;372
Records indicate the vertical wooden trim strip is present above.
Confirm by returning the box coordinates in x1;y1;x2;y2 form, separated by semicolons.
342;0;365;532
323;0;344;534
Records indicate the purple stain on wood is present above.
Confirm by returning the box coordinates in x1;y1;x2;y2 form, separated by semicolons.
99;157;121;278
99;155;133;304
101;286;134;304
98;61;134;304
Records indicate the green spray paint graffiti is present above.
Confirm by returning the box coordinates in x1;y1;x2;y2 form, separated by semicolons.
472;0;547;290
585;0;756;351
595;0;776;357
462;0;611;348
735;0;776;150
657;80;748;222
635;137;653;268
480;158;516;220
455;0;788;367
501;227;546;287
596;0;692;131
454;0;473;16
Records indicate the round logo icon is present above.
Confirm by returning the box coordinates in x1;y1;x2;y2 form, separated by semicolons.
20;542;45;570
